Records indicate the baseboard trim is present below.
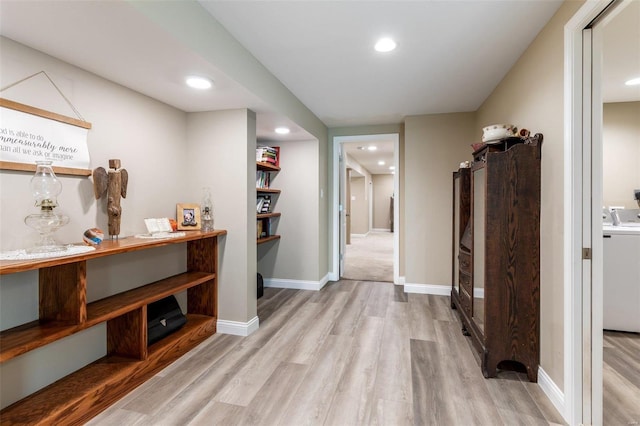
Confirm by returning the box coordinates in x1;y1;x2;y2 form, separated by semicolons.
538;366;565;421
371;228;391;232
264;275;329;291
350;233;369;238
403;283;450;296
396;276;405;285
217;316;259;336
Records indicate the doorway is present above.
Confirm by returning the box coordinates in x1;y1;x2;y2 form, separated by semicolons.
332;133;399;284
566;1;639;424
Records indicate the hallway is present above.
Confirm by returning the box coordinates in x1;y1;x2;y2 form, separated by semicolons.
89;281;564;425
342;231;394;282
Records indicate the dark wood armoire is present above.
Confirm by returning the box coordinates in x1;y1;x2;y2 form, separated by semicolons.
451;134;543;382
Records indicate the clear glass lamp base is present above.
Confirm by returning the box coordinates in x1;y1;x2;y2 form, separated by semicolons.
24;212;70;254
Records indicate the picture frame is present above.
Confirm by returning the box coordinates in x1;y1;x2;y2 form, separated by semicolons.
176;203;201;231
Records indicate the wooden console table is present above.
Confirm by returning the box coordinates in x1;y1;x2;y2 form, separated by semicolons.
0;229;226;425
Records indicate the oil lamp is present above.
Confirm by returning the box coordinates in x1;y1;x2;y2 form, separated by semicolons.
24;161;69;253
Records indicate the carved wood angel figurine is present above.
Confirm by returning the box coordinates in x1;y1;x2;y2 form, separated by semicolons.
93;159;128;238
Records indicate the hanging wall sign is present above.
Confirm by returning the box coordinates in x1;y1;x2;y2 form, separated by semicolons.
0;98;92;176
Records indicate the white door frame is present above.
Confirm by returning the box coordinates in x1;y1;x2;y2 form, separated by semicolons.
564;1;621;424
331;133;400;284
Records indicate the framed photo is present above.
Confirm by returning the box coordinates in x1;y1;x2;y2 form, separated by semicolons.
176;203;201;231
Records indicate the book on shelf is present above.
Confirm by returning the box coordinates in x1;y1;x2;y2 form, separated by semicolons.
257;195;272;213
257;217;275;239
256;146;280;167
257;219;264;238
256;170;271;189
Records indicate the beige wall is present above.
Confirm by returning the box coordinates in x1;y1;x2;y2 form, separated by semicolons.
475;0;585;390
258;139;320;281
404;112;477;286
349;175;369;235
603;102;640;209
373;174;394;230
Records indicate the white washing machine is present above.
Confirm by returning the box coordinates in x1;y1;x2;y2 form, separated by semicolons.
603;225;640;333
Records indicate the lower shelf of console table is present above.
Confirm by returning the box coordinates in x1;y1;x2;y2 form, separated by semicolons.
1;315;215;425
0;230;226;425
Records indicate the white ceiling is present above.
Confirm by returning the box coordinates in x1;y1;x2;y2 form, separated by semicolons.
343;136;395;175
1;0;638;160
201;0;566;127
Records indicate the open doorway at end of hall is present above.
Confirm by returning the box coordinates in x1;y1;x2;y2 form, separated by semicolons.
342;168;394;282
333;133;399;284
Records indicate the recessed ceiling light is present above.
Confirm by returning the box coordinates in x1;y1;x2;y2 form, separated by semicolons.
389;166;395;170
367;146;377;151
375;37;396;53
625;77;640;86
275;127;290;134
378;161;385;165
186;76;213;90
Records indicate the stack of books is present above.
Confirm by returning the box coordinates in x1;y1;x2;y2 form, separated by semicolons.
256;170;271;189
256;146;279;166
257;218;273;238
257;195;271;214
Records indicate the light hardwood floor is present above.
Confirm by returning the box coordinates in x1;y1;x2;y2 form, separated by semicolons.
89;281;565;425
603;331;640;425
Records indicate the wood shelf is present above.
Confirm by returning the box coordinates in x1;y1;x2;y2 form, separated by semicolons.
257;235;281;245
0;230;225;423
256;159;280;245
0;230;227;275
257;212;281;219
256;161;280;172
256;187;281;194
86;271;214;326
0;314;216;426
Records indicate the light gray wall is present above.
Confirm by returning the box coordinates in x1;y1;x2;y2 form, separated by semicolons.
603;102;640;209
0;37;189;408
186;109;257;323
404;112;477;287
131;0;330;283
373;174;394;230
349;176;368;235
258;139;320;281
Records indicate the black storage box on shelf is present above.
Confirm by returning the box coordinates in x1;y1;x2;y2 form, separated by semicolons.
257;273;264;299
147;295;187;345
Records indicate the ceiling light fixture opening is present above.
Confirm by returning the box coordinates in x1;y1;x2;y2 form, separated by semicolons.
378;161;385;165
186;76;213;90
275;127;290;135
367;146;378;151
625;77;640;86
375;37;396;53
389;166;395;170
